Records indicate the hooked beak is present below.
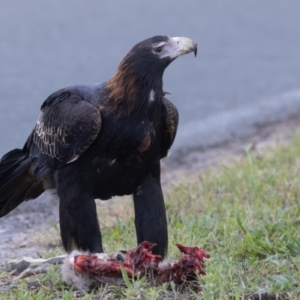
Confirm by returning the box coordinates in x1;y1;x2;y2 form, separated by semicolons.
170;36;198;57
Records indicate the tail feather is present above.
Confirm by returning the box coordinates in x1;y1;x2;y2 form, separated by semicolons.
0;159;31;193
0;149;25;176
0;149;44;217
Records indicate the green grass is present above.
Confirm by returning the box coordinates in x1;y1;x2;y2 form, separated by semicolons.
2;136;300;299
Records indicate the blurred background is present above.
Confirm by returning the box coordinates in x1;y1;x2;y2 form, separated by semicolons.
1;0;300;162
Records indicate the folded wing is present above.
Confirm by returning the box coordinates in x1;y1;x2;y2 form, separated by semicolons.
30;89;102;178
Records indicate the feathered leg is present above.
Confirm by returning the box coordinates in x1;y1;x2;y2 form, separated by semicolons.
133;163;168;258
56;168;103;253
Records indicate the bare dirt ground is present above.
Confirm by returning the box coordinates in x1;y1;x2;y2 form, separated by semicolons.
1;115;300;265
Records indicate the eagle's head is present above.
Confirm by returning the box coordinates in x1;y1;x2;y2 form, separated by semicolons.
131;35;197;61
107;35;197;110
122;35;197;75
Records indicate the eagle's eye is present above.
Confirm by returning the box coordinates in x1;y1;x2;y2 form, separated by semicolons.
155;46;163;53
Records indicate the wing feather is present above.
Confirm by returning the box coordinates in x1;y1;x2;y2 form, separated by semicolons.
32;91;101;168
161;97;179;158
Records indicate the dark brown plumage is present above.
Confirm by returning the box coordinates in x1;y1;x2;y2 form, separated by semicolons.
0;35;197;257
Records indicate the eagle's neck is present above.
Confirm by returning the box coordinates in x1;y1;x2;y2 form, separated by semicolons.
106;61;164;115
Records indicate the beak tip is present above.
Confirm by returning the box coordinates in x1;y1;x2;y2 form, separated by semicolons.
193;42;198;57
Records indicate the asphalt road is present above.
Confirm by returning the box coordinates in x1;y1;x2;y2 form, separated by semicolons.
1;0;300;158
